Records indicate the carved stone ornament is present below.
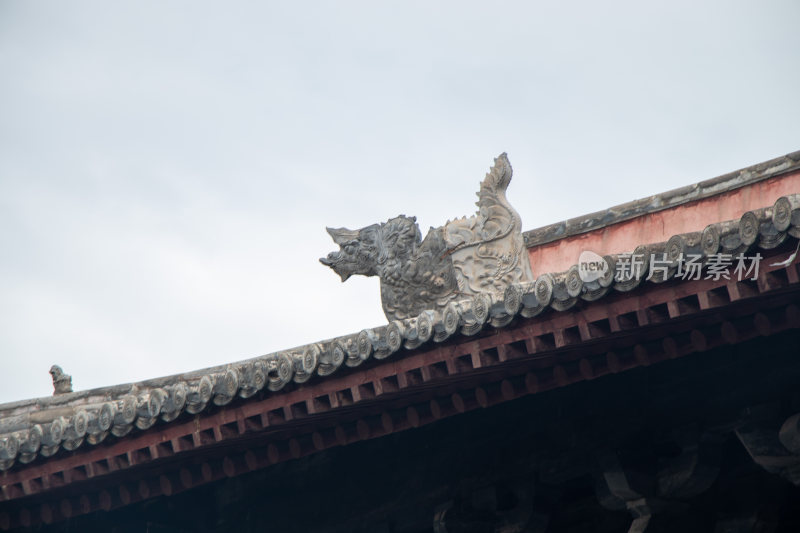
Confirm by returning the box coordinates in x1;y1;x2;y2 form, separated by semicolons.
321;153;534;321
49;365;73;395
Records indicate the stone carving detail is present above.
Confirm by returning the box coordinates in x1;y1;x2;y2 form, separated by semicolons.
49;365;72;395
321;153;534;321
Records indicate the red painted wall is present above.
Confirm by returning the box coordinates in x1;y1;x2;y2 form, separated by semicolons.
527;171;800;276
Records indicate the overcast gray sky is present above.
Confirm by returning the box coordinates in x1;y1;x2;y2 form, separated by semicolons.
1;1;798;403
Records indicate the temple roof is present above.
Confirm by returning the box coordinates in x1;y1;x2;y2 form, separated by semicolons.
1;151;799;528
2;152;799;467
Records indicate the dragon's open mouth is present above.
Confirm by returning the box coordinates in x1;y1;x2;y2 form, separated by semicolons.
319;254;352;281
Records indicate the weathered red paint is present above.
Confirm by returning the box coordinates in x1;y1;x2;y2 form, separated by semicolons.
528;171;800;274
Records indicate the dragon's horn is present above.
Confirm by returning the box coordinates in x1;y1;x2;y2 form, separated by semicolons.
326;227;359;245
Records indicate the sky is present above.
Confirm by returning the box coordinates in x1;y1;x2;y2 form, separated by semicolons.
1;1;799;403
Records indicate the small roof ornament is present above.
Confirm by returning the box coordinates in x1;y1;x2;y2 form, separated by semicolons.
49;365;73;395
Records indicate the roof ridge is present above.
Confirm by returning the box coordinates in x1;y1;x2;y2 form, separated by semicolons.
523;150;800;248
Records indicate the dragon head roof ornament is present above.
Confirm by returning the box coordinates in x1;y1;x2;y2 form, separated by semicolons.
321;153;534;322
